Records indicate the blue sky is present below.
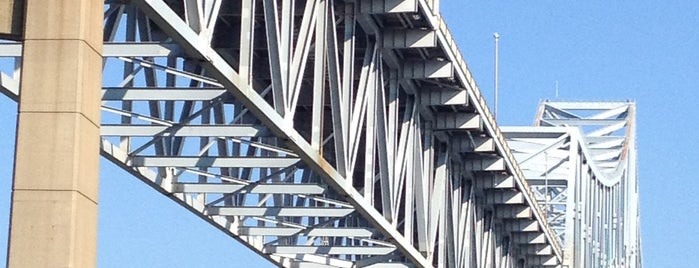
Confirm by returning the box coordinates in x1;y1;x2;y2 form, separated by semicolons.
1;1;697;267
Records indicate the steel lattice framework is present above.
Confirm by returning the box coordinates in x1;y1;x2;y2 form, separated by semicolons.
503;101;642;268
0;1;648;267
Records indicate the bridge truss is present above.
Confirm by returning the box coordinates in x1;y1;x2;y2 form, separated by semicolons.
0;1;643;268
503;101;642;267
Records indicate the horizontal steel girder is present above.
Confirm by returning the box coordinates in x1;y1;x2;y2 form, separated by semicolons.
495;205;533;219
541;118;627;126
519;244;553;256
0;42;182;57
503;219;540;232
205;207;355;217
420;88;469;106
485;190;524;204
174;183;327;195
475;173;515;189
402;60;453;79
101;125;269;137
526;255;559;266
102;88;226;101
383;29;436;48
358;0;417;14
453;136;495;153
465;157;506;171
238;227;374;237
129;156;299;168
512;232;547;244
263;245;397;255
363;264;414;268
434;113;481;130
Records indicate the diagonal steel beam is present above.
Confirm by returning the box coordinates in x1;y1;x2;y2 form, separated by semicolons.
0;72;18;101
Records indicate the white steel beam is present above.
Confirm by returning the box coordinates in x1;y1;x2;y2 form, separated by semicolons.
0;42;184;57
0;72;18;101
174;183;327;194
102;88;226;101
102;43;181;57
543;102;630;110
206;207;355;217
130;156;300;168
0;43;21;56
101;125;268;137
287;261;342;268
541;118;627;126
279;253;355;268
238;227;374;237
264;245;397;255
363;264;414;268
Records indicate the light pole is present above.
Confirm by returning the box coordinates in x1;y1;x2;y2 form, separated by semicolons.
493;32;499;121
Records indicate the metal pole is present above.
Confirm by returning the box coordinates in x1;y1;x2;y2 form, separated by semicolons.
544;151;549;219
493;32;499;120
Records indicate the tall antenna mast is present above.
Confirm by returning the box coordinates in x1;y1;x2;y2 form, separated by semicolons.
493;32;499;120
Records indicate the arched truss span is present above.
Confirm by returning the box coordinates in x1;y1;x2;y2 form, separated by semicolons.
503;101;641;268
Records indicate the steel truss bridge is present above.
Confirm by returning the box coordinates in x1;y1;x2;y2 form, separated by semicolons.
0;0;641;267
503;101;641;267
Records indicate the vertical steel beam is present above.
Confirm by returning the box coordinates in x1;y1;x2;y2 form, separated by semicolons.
6;1;102;267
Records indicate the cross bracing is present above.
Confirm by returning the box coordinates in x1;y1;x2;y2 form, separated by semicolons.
0;0;570;267
503;101;641;268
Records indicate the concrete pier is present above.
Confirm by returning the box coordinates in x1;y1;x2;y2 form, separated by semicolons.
6;1;102;267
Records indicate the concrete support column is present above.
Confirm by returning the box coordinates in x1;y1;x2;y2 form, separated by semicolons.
6;1;102;267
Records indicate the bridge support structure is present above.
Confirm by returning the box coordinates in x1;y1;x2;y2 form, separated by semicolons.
0;1;580;267
5;1;103;267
